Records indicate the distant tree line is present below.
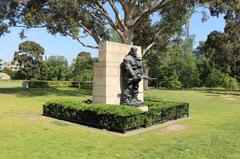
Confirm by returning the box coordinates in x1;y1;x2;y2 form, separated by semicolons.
2;41;94;83
1;38;239;91
151;38;239;91
1;1;239;91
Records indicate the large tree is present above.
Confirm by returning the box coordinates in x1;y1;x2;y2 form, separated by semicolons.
201;30;240;80
44;56;69;81
14;41;44;80
2;0;236;50
200;9;240;80
157;39;200;88
73;52;93;82
197;0;240;80
0;0;239;61
0;1;194;45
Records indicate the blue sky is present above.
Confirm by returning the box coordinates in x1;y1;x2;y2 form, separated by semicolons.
0;8;225;63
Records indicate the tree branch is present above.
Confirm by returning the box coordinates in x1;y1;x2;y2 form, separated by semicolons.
118;0;133;26
64;31;99;49
90;2;124;42
142;43;156;56
132;0;171;29
93;2;118;30
76;34;89;39
9;25;46;29
143;8;191;56
76;38;99;49
81;24;101;44
108;0;127;31
88;12;106;28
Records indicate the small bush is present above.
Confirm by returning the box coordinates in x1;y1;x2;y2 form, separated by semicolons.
43;100;189;133
28;80;93;88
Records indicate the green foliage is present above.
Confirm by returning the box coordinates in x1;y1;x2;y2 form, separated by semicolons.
1;0;239;48
221;74;239;91
205;66;224;88
13;41;44;80
108;28;121;43
202;9;240;80
28;80;78;88
43;99;189;133
44;99;142;117
180;52;200;88
0;0;201;45
43;56;69;81
28;80;93;89
197;55;212;86
73;52;93;82
158;67;182;89
157;39;200;89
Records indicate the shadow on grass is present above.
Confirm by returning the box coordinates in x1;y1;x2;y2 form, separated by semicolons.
155;88;240;96
0;87;92;97
203;90;240;97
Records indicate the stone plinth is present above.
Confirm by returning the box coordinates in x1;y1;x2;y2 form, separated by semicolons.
93;41;143;105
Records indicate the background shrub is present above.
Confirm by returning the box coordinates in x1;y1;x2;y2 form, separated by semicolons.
28;80;93;89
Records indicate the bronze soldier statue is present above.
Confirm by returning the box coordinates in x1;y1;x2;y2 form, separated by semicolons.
121;47;144;106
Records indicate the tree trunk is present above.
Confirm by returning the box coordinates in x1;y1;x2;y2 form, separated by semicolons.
143;67;150;90
123;29;134;44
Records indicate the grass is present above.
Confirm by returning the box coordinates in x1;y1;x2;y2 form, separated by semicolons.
0;82;240;158
0;80;23;88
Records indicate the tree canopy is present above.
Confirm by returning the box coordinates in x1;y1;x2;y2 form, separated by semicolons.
73;52;93;82
201;30;240;80
1;0;239;52
14;41;44;80
44;56;69;81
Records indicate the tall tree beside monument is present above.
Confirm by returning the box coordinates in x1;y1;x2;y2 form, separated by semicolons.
0;1;212;47
0;1;239;47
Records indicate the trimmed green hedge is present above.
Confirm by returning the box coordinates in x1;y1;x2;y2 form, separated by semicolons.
29;80;93;88
43;100;189;133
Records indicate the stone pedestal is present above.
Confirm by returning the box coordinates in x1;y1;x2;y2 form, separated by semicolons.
93;41;144;105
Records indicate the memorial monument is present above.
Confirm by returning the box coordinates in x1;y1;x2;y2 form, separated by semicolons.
92;41;143;103
44;41;189;132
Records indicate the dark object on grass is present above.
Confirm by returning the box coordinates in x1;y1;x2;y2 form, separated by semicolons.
84;99;93;104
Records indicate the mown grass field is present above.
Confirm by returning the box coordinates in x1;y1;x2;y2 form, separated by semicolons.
0;81;240;159
0;80;23;88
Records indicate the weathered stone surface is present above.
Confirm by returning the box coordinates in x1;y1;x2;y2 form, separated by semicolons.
93;41;143;105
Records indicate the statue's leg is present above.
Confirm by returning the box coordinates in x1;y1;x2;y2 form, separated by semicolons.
132;80;140;101
122;80;133;104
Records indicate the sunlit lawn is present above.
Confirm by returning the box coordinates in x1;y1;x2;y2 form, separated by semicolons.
0;80;23;88
0;82;240;159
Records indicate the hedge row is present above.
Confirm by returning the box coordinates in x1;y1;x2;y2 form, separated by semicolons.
28;80;93;88
43;100;189;133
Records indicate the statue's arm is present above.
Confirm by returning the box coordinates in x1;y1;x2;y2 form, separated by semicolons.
124;59;136;77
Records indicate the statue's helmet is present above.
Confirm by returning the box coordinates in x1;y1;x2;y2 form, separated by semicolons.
129;47;137;57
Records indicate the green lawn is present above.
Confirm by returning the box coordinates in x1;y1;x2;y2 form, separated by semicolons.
0;85;240;159
0;80;23;88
